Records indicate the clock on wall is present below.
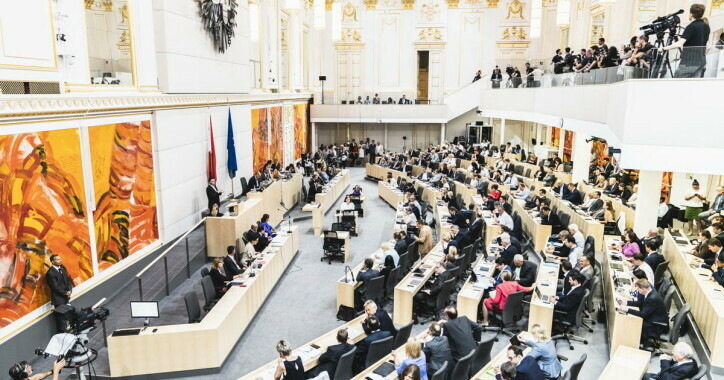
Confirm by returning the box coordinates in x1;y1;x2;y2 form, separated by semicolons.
200;0;238;53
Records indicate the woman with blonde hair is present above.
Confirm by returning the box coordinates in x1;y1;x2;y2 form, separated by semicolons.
593;175;607;190
273;340;305;380
518;324;563;378
393;338;428;380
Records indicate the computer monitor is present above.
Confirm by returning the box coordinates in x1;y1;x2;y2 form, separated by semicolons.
534;286;543;299
130;301;159;319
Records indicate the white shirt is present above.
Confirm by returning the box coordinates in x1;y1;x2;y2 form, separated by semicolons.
497;212;514;230
533;68;544;80
569;246;583;266
377;249;400;266
658;203;669;218
637;262;655;285
341;202;356;211
682;189;705;208
515;188;531;200
573;231;585;249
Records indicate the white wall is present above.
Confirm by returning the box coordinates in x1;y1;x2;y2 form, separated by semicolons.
315;122;440;151
152;0;250;93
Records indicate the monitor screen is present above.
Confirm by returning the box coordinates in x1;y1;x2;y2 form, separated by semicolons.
130;301;159;318
534;286;542;299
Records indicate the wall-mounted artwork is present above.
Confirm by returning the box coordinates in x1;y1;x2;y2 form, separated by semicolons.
294;104;308;159
89;121;158;272
269;107;284;164
0;129;92;327
251;108;270;174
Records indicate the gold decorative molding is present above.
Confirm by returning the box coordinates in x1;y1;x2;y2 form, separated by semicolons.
505;0;525;19
326;0;334;11
418;27;443;41
467;0;484;4
447;0;460;8
305;0;314;9
712;0;722;8
341;28;362;42
364;0;379;9
402;0;415;9
421;0;440;21
342;2;358;21
487;0;499;7
84;0;94;9
501;26;527;40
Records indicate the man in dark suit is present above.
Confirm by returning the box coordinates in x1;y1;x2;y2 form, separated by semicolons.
451;225;470;248
539;206;563;234
46;254;73;307
440;306;483;361
562;183;583;205
246;224;268;252
584;191;604;214
642;342;699;380
398;95;410;104
552;271;586;325
643;240;665;273
206;178;223;212
402;161;413;175
499;235;520;267
393;232;408;256
363;300;397;338
368;141;377;164
307;175;322;202
354;316;392;371
309;329;354;377
513;255;537;287
247;172;262;192
423;322;454;375
355;258;381;308
413;262;450;315
618;279;669;342
641;228;664;249
497;345;545;380
223;246;244;276
553;181;570;198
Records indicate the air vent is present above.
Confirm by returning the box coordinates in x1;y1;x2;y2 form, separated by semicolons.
0;81;61;95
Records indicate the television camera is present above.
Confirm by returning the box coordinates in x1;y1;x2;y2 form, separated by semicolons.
640;9;683;37
639;9;684;78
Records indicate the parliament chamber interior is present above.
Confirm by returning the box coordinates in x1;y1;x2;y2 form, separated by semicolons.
0;1;722;379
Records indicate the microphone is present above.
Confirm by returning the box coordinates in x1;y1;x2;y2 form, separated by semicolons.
342;266;354;283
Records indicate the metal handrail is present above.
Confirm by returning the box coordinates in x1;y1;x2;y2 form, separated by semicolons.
442;75;487;98
136;217;207;278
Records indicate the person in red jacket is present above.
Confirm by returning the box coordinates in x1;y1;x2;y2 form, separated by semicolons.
482;270;533;325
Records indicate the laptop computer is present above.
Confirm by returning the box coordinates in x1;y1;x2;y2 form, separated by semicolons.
534;286;550;303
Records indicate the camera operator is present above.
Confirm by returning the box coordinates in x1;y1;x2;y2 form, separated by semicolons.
9;359;65;380
660;4;710;78
552;49;564;74
627;35;654;68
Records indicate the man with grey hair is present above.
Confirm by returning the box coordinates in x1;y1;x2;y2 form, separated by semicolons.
568;224;585;248
699;186;724;226
499;235;519;267
512;254;537;287
494;202;514;230
642;341;698;379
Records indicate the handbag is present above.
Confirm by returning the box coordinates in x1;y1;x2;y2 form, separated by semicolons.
336;305;356;322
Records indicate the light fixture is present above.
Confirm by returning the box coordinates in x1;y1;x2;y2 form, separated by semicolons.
556;0;570;26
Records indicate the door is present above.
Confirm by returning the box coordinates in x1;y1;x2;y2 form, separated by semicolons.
417;51;429;104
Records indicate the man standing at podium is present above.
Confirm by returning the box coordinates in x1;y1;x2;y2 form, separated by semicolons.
206;178;223;213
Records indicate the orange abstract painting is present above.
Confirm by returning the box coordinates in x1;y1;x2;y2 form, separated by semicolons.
269;107;283;163
89;121;158;272
0;129;92;327
251;108;269;173
294;104;308;159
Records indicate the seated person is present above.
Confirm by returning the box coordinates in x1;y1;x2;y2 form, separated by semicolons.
224;245;246;276
393;232;408;256
642;342;699;380
551;271;586;326
557;262;575;297
374;242;400;267
710;243;724;287
413;262;450;315
274;340;305;380
247;223;269;252
512;254;538;287
354;316;392;372
307;329;354;377
355;258;381;308
340;195;356;212
562;183;583;205
440;306;483;361
495;345;545;380
363;300;397;337
538;205;562;234
492;257;513;288
393;338;428;380
616;279;669;343
422;322;453;376
498;234;520;267
209;258;243;298
482;270;533;325
518;325;563;379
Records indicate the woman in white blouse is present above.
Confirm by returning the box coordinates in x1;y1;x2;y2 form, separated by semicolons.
682;180;707;235
340;196;356;212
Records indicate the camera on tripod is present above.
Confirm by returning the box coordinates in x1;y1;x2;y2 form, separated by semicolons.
640;9;683;36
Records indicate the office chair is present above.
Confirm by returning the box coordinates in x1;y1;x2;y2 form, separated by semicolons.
184;292;201;323
462;245;475;267
419;278;455;324
407;242;419;269
333;346;356;380
340;212;357;236
321;231;345;264
691;364;709;380
552;289;590;350
363;276;386;306
365;335;394;368
393;322;413;350
200;276;218;311
472;238;484;259
648;304;691;356
429;361;448;380
658;272;673;296
559;213;571;231
239;177;248;197
486;290;526;341
512;214;523;240
653;260;670;289
397;252;410;276
470;336;496;375
200;267;210;277
416;186;424;199
447;265;461;281
581;275;599;332
450;349;474;380
663;285;676;313
524;168;532;178
583;236;595;257
563;353;587;380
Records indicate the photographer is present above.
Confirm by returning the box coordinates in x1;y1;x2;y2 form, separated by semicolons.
9;359;65;380
552;49;564;74
660;4;710;78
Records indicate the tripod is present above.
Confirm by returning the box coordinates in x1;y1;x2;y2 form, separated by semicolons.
649;29;678;78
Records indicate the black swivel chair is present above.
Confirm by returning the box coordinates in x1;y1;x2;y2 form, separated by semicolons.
407;242;419;269
486;290;526;341
648;304;691;356
562;353;587;380
419;278;455;324
384;266;400;301
429;361;448;380
662;285;676;313
365;335;394;368
393;322;413;349
333;346;356;380
239;177;249;197
559;213;571;231
470;336;496;375
364;276;386;306
658;273;673;297
691;364;709;380
552;289;590;350
200;276;218;311
653;260;670;289
200;267;210;277
183;292;201;323
450;349;474;380
321;230;345;264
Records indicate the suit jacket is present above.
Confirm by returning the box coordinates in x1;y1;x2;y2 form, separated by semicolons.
247;176;261;191
561;271;572;295
655;359;698;380
565;189;583;205
206;185;221;210
403;164;413;174
587;198;604;213
644;252;665;273
428;271;451;298
356;330;392;359
500;245;520;267
554;285;585;325
713;267;724;287
223;255;244;276
627;291;669;338
516;261;538;287
317;343;354;376
46;266;73;306
363;310;398;337
540;212;563;234
554;185;570;198
423;336;453;374
453;230;470;248
209;268;231;296
442;316;483;360
468;219;483;238
416;225;434;254
356;269;381;294
510;356;546;380
394;239;408;256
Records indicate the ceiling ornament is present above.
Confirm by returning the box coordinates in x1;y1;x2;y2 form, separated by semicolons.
467;0;484;5
712;0;722;8
487;0;499;7
505;0;525;19
447;0;459;8
120;4;129;24
418;27;443;41
341;29;362;41
364;0;379;9
420;0;439;21
342;2;358;21
85;0;95;9
501;26;527;40
402;0;415;9
326;0;334;11
200;0;238;54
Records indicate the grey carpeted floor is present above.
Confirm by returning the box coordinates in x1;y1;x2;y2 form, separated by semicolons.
44;166;704;379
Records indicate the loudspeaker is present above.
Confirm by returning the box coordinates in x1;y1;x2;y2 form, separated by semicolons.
319;75;327;81
475;121;484;126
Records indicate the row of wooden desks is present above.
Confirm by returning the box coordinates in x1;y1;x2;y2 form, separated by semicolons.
663;229;724;369
393;242;446;325
579;182;635;230
527;256;560;337
456;249;496;321
546;193;604;252
512;198;552;252
108;228;300;377
206;173;302;257
303;169;351;235
378;180;406;207
470;194;502;241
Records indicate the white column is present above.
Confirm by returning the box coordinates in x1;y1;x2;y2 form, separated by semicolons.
384;123;389;150
535;123;542;146
289;10;302;90
633;170;663;236
570;132;592;184
311;122;317;150
558;130;566;158
499;118;506;145
440;123;446;145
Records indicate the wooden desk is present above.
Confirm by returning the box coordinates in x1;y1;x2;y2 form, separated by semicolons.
107;227;300;377
512;199;552;252
602;237;643;355
393;242;445;325
335;211;360;236
663;229;724;368
454;180;479;207
599;346;651;380
322;231;351;262
434;199;453;239
546;193;604;252
579;182;635;230
206;174;302;257
528;260;559;337
379;181;406;207
365;163;407;181
302;169;351;235
457;255;495;321
240;315;368;379
415;181;443;206
470;195;501;241
351;331;429;380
